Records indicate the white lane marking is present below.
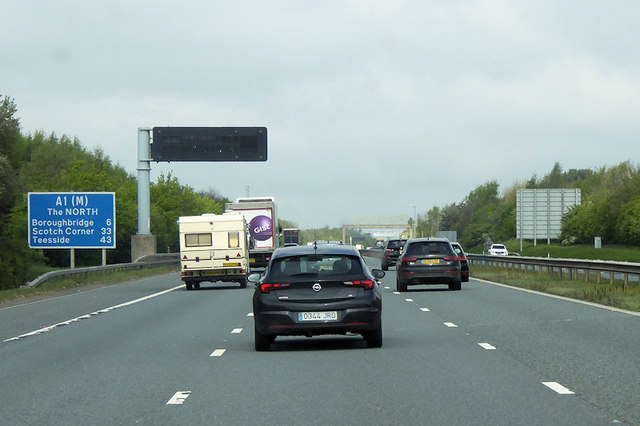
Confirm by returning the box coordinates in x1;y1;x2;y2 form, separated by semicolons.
444;322;458;328
247;312;254;317
542;382;575;395
420;308;431;312
210;349;226;357
393;292;401;295
474;278;640;317
478;342;496;350
167;391;191;405
405;298;414;302
3;284;184;342
384;286;390;289
231;328;243;334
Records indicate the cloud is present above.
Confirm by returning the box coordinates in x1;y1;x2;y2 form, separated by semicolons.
3;0;640;228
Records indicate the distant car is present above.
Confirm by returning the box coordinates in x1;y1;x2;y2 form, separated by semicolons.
488;244;509;256
396;238;462;291
381;239;407;270
283;242;299;247
251;244;385;351
450;242;469;282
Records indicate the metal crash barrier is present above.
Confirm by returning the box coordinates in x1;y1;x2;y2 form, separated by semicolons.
468;254;640;287
26;253;180;288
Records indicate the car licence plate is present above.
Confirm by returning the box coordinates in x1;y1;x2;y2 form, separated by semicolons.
223;262;240;267
249;258;256;263
298;311;338;321
422;259;441;265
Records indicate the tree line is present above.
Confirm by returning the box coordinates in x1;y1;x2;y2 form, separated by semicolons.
0;96;229;289
415;161;640;251
3;94;639;287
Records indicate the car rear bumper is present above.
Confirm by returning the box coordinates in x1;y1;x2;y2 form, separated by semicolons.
254;306;382;336
397;268;461;285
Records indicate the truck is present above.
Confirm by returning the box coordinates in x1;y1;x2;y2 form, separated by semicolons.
225;197;279;268
282;228;300;246
178;212;250;290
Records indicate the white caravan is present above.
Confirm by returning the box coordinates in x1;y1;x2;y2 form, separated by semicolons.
178;213;250;290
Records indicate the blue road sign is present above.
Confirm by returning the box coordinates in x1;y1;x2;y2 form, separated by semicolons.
28;192;116;249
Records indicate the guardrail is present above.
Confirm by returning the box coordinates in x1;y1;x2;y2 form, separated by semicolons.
468;254;640;287
26;253;180;288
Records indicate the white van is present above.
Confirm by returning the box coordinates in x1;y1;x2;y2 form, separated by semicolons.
178;213;250;290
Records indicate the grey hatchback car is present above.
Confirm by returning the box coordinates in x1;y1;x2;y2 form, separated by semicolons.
251;244;385;351
395;238;462;291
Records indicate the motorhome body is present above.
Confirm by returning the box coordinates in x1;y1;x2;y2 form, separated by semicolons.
178;213;249;290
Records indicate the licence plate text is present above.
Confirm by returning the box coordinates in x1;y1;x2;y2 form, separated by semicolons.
298;311;338;321
422;259;441;265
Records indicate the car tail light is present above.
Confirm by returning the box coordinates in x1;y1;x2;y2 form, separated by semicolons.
401;256;417;263
458;255;467;261
344;280;374;290
385;249;393;253
259;283;290;293
443;255;459;261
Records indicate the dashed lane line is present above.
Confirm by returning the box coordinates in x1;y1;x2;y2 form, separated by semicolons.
542;382;575;395
166;391;191;405
210;349;226;357
478;342;496;350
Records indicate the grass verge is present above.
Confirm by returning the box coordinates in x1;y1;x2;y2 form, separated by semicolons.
471;265;640;312
0;266;178;305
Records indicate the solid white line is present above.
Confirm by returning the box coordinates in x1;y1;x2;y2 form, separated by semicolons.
405;298;414;302
444;322;458;328
166;391;191;405
478;342;496;350
3;284;184;342
542;382;575;395
247;312;254;317
420;308;430;312
384;286;390;289
210;349;226;357
231;328;243;334
393;292;401;295
473;278;640;317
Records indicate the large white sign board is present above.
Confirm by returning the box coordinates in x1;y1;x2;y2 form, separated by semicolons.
516;188;581;247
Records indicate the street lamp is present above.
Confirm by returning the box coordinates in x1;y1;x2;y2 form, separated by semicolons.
409;202;416;238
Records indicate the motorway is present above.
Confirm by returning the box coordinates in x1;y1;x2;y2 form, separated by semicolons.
1;256;639;425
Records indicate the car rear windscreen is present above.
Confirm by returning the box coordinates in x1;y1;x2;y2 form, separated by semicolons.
406;242;453;256
270;255;364;280
387;240;406;249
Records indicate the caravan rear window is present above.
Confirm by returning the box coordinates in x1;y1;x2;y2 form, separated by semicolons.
228;232;240;248
185;233;212;247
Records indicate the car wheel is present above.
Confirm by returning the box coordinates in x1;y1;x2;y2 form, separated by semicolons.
185;282;193;290
449;278;462;291
364;324;382;348
254;327;271;351
381;263;388;271
396;277;407;292
194;282;201;290
239;279;247;289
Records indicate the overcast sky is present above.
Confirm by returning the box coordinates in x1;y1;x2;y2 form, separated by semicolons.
3;0;640;229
